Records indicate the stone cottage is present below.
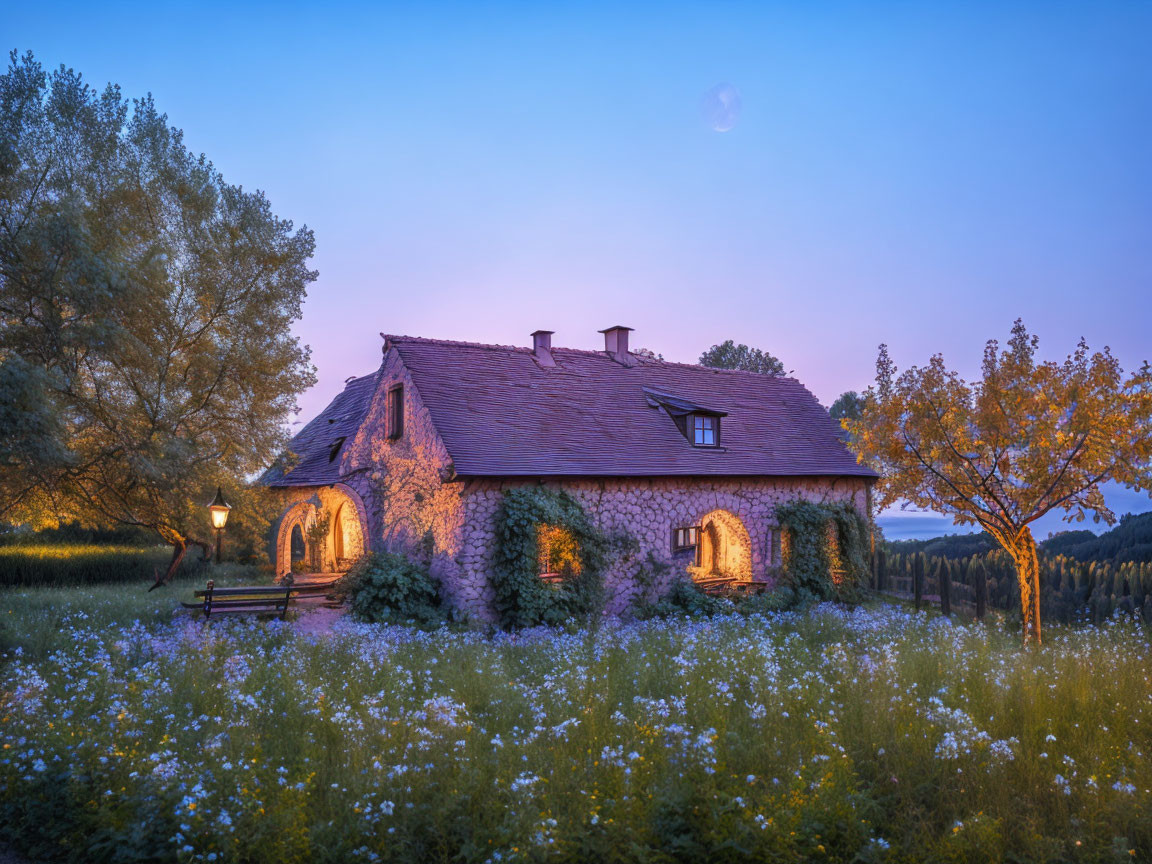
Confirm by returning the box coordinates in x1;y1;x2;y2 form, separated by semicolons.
260;327;876;619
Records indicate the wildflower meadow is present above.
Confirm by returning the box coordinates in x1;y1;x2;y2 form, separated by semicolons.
1;584;1150;863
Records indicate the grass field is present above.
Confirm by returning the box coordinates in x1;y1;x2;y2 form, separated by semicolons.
0;544;204;587
1;586;1149;863
0;565;262;658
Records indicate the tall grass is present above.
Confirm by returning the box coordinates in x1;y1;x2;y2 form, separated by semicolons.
0;544;195;587
1;598;1149;863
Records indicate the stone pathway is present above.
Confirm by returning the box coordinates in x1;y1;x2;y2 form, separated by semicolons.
293;603;347;637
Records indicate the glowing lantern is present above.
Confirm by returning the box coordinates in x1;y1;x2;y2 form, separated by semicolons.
207;487;231;563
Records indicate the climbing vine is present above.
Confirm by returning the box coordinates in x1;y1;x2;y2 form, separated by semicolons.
776;500;871;602
491;487;608;628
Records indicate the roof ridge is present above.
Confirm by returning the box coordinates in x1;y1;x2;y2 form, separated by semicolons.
382;333;800;382
383;333;534;354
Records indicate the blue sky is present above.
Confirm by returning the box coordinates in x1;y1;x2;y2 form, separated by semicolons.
5;1;1150;538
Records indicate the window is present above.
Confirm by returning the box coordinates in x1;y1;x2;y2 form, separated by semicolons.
328;436;346;463
387;385;404;439
537;524;581;582
671;525;700;553
692;414;718;446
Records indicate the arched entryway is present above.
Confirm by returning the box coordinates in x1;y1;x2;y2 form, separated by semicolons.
330;499;364;571
273;484;370;577
325;484;368;571
275;501;318;578
689;509;753;583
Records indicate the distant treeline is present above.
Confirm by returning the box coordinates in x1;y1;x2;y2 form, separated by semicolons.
887;511;1152;566
1041;512;1152;564
0;545;202;587
0;521;155;547
0;520;156;548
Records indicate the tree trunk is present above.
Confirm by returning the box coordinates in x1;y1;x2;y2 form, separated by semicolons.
939;559;952;617
1007;527;1042;645
149;538;187;591
147;532;212;591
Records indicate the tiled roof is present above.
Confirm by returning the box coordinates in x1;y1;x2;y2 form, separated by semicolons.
261;372;379;488
387;335;876;479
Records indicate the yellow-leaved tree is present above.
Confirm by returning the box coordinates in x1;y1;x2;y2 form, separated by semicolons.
846;321;1152;644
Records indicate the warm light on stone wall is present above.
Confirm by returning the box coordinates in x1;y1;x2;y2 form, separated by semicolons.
688;508;753;582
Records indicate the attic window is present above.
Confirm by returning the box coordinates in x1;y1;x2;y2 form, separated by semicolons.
387;385;404;440
328;437;346;463
692;414;719;447
642;388;727;449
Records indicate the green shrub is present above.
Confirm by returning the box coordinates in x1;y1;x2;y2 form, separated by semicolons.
636;577;799;620
736;583;799;615
340;552;445;626
0;544;201;587
491;487;608;628
634;576;726;619
777;500;871;603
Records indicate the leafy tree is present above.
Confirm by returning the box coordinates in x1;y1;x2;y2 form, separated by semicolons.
847;320;1152;644
0;52;316;581
699;340;785;375
830;391;864;421
632;346;664;361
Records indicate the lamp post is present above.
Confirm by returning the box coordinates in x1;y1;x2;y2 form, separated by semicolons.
207;487;232;564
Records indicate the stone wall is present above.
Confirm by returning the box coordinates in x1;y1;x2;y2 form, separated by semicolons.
451;476;870;620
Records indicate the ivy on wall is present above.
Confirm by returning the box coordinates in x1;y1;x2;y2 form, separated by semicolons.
491;487;608;628
776;500;871;602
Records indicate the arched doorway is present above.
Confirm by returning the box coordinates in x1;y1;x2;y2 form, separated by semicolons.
324;484;367;572
689;509;753;583
290;525;306;566
275;500;318;578
331;502;360;570
273;485;369;577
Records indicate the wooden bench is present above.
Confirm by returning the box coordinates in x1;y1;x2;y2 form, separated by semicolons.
181;574;341;620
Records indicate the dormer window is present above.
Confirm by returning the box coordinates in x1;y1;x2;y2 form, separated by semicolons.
328;436;346;463
642;387;727;449
692;414;718;447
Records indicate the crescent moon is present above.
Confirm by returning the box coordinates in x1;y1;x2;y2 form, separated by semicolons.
701;83;741;132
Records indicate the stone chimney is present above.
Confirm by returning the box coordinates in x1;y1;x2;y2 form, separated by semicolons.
531;330;556;366
599;325;635;366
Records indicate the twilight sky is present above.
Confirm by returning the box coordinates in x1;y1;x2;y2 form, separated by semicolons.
5;1;1151;538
